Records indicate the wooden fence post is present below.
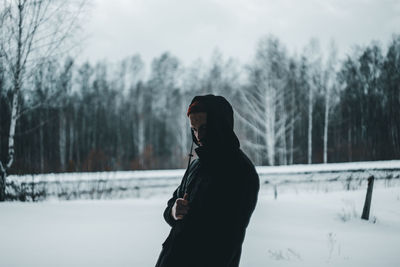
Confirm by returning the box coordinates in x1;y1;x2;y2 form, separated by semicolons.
361;176;374;220
31;175;35;202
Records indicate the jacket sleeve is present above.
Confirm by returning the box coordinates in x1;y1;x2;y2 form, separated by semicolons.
163;159;199;227
163;186;179;227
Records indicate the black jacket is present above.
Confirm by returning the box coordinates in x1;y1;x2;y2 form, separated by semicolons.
156;95;259;267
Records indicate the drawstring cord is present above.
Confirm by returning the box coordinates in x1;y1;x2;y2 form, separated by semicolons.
187;141;194;169
183;141;194;195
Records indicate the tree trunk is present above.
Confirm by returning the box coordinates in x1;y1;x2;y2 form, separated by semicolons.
1;86;20;201
308;85;313;164
40;123;44;172
289;88;295;165
8;87;19;168
323;88;330;163
59;110;66;172
69;118;74;166
265;86;276;166
280;105;288;165
0;165;6;201
179;98;188;167
348;126;352;162
137;114;145;168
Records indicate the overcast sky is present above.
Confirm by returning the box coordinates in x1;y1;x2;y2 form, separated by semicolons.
81;0;400;66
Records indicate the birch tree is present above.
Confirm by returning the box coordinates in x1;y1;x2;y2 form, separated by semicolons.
237;36;289;166
57;58;74;171
322;41;338;163
303;39;322;164
286;59;299;165
0;0;86;201
123;55;145;167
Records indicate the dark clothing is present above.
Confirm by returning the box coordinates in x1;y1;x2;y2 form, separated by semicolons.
156;95;260;267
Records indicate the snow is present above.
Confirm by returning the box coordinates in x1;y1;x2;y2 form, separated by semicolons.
1;183;399;266
0;198;168;267
244;186;400;267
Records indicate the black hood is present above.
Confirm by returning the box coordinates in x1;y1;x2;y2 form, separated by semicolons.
188;95;240;151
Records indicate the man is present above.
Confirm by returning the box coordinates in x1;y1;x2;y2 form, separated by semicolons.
156;94;260;267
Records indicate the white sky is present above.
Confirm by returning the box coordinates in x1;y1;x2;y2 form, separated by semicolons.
80;0;400;66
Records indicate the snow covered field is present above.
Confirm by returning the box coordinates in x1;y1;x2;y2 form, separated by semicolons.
1;183;399;267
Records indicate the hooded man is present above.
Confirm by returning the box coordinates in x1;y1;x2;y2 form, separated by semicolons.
155;95;260;267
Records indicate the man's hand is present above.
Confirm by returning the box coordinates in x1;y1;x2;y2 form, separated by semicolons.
171;193;189;220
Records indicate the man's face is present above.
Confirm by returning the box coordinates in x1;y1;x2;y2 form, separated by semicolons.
189;112;207;146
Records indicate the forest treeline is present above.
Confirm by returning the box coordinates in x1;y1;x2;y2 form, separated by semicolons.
1;35;399;174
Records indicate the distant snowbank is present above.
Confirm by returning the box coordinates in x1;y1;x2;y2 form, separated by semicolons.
8;160;400;183
9;169;185;183
256;160;400;175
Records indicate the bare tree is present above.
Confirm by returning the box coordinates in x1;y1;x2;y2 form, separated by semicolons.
124;55;146;167
237;36;289;166
0;0;87;201
286;59;299;165
58;58;74;172
303;39;322;164
323;41;338;163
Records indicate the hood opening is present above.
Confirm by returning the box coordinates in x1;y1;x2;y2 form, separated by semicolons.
187;94;240;151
